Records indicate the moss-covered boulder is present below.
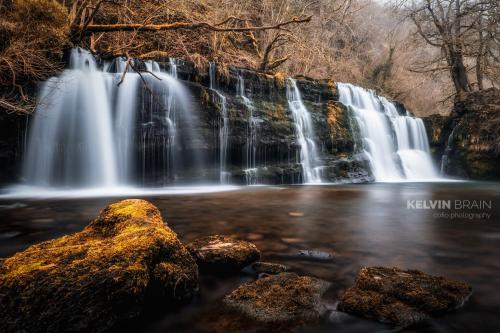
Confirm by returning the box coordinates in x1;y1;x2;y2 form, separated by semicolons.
0;199;198;333
338;266;472;327
186;235;260;272
224;272;330;326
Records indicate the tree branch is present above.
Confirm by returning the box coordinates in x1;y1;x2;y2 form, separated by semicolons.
83;15;312;34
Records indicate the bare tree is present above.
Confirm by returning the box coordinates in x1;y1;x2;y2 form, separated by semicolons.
402;0;499;94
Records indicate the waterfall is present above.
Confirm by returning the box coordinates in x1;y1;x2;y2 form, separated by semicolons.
286;78;323;184
440;126;456;175
337;83;438;181
169;58;178;78
238;72;260;185
23;49;118;187
141;60;178;184
209;62;230;184
22;48;198;188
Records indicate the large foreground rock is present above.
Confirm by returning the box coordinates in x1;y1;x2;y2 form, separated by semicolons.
338;266;472;327
0;199;198;333
224;272;330;325
186;235;260;272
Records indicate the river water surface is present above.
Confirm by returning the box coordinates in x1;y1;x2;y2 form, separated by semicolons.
1;182;499;332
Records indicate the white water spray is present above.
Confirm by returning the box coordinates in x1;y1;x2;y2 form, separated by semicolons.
23;49;118;187
238;72;260;185
286;78;323;183
209;62;230;183
337;83;438;181
23;48;197;188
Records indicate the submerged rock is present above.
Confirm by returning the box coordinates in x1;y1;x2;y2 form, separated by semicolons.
224;272;331;325
0;199;198;333
186;235;260;272
297;249;336;261
338;266;472;327
249;261;288;275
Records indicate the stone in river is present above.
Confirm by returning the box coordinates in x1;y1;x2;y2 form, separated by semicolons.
338;266;472;327
0;199;198;333
224;272;330;326
186;235;260;272
248;261;288;275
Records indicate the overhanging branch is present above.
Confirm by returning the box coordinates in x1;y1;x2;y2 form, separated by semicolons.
82;16;312;34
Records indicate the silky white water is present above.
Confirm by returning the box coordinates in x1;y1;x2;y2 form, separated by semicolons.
23;48;196;188
337;83;438;181
209;62;230;184
238;72;261;185
286;78;323;183
23;49;118;187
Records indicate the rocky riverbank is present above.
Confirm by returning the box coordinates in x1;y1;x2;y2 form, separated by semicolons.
425;88;500;180
0;199;473;332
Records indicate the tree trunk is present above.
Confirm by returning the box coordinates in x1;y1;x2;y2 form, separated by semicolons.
475;12;484;90
449;49;470;93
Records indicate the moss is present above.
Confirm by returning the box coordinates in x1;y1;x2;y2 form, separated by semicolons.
327;79;337;97
200;88;210;105
274;103;287;121
338;266;472;327
0;199;198;332
274;72;286;89
224;273;330;324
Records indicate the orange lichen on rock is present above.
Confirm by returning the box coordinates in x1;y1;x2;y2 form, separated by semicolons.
338;266;472;327
274;72;286;89
224;272;330;324
326;101;349;137
327;79;337;97
0;199;198;333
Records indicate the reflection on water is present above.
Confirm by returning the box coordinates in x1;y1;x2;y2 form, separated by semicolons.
0;183;499;332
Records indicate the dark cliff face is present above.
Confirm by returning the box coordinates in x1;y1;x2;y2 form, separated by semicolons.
422;114;446;164
0;112;27;186
437;88;500;180
133;59;372;185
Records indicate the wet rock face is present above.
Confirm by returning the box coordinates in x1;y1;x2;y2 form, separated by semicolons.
224;272;331;325
338;266;472;327
0;112;26;185
422;113;446;161
148;60;371;184
0;199;198;333
186;235;260;272
439;88;500;180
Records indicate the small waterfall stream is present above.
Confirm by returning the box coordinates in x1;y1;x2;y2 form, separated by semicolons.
114;58;140;184
338;83;438;181
209;62;230;184
440;126;456;175
286;78;323;183
238;72;260;185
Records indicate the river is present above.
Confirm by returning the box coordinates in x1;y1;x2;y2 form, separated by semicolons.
0;182;499;332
